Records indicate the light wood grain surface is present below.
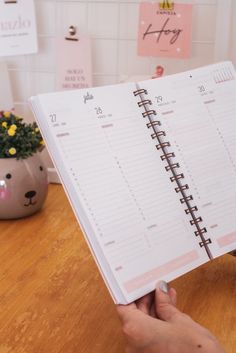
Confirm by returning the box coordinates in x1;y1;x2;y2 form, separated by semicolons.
0;185;235;353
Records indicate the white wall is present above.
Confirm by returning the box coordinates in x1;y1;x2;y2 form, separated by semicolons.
2;0;235;175
230;1;236;66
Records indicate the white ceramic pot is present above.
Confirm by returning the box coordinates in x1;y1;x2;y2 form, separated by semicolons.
0;153;48;219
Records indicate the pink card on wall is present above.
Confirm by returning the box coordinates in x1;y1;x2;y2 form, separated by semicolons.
137;2;193;59
56;36;92;91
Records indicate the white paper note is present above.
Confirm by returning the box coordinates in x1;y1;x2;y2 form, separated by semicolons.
0;0;38;57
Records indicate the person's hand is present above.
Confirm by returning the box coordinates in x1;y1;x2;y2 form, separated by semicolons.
117;281;226;353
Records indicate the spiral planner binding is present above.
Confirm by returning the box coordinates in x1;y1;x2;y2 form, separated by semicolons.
133;85;213;260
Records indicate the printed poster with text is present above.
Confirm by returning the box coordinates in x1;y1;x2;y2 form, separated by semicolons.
138;2;193;58
0;0;38;57
56;36;92;91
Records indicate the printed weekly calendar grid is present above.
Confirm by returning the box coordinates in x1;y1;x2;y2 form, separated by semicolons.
31;61;236;303
143;62;236;256
35;82;207;302
55;104;204;280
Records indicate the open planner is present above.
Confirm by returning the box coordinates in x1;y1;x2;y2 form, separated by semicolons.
30;61;236;304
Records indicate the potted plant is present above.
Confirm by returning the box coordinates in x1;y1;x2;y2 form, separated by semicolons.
0;111;48;219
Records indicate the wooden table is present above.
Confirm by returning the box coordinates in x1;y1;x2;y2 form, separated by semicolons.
0;185;235;353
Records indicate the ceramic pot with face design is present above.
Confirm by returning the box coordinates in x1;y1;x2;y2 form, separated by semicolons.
0;153;48;219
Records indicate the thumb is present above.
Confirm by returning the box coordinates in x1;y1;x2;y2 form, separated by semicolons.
155;281;181;322
117;302;165;346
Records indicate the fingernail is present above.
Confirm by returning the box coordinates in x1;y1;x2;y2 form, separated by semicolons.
157;280;169;294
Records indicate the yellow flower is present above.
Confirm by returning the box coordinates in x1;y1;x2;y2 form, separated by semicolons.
2;122;7;128
8;128;16;136
10;124;17;130
40;140;45;145
3;111;11;118
9;147;16;155
35;127;39;132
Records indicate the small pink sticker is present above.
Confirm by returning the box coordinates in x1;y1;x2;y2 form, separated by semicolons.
56;36;92;91
152;65;164;79
137;2;193;58
0;188;11;200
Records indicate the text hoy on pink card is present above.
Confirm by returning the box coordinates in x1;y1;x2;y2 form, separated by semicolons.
137;2;193;59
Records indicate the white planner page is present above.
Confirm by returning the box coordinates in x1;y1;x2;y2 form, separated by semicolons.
142;61;236;259
31;82;209;303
